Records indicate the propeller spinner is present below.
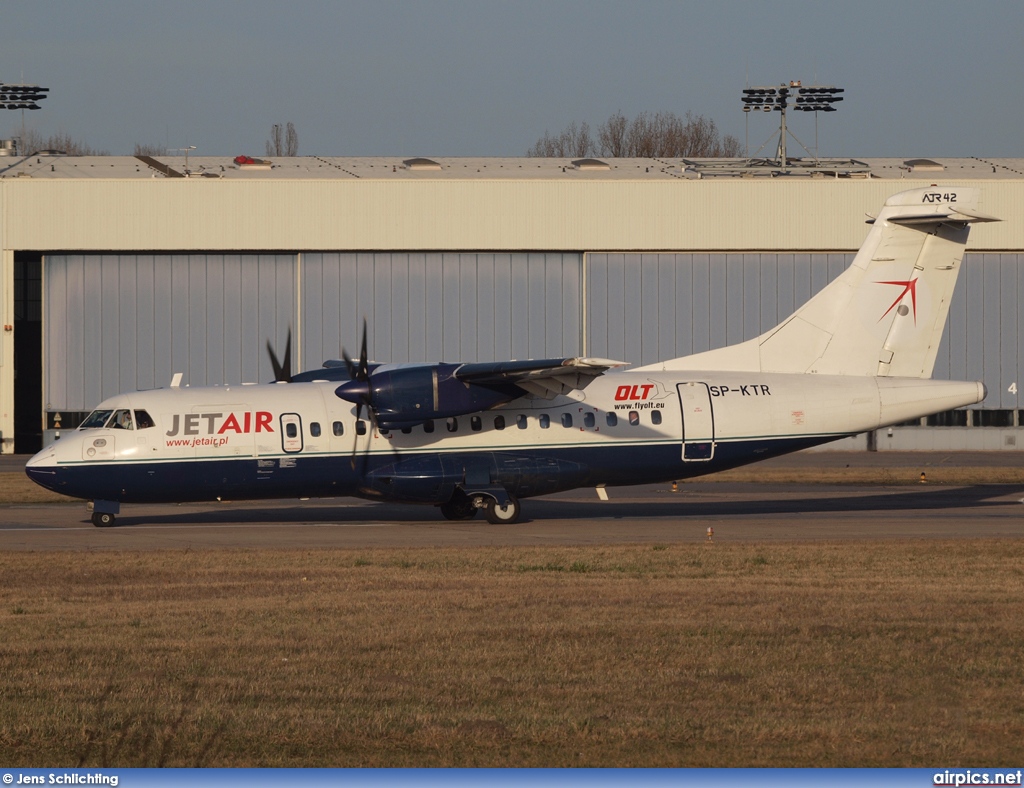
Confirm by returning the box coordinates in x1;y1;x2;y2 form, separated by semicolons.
336;319;373;418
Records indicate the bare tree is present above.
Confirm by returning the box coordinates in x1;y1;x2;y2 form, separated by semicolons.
529;111;740;158
527;121;593;158
18;128;107;156
597;111;629;157
266;122;298;157
133;143;165;156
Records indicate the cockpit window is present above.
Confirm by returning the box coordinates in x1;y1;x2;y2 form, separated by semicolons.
135;410;155;429
80;409;114;429
110;409;134;430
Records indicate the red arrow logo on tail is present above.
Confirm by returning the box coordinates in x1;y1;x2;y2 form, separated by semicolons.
876;278;918;324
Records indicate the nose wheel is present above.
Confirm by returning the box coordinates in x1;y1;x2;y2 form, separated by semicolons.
91;512;116;527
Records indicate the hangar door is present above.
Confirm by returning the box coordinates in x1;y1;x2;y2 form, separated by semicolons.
43;252;582;416
301;252;582;365
586;252;853;367
45;254;296;411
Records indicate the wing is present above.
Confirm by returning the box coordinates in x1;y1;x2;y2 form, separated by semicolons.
456;357;628;399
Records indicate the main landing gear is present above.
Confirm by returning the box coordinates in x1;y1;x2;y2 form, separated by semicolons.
439;492;522;524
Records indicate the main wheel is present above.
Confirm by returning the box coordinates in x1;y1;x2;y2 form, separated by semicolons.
483;495;521;524
91;511;116;528
439;497;478;521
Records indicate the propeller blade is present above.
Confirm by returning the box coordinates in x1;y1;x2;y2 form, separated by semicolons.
340;317;374;472
267;328;292;382
358;318;369;380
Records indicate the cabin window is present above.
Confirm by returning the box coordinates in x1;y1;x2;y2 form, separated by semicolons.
561;413;573;428
134;410;155;429
401;427;412;434
606;412;618;427
516;414;528;430
110;409;134;430
310;422;321;437
423;420;435;433
333;421;344;436
494;415;506;430
447;417;458;432
80;409;114;429
286;422;298;439
356;420;367;436
629;410;640;426
583;412;596;429
539;414;550;429
651;411;662;425
471;416;482;431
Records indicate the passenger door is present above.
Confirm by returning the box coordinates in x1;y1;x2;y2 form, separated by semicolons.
677;382;715;461
280;413;304;453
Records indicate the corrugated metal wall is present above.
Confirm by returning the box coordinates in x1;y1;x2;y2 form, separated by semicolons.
934;253;1024;409
45;252;582;410
45;254;296;410
586;253;853;365
6;179;1023;252
43;251;1024;413
302;253;581;365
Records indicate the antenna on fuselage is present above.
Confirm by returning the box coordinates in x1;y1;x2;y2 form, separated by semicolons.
170;372;183;388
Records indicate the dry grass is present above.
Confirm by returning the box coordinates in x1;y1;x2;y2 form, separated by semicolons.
0;471;68;504
2;542;1023;767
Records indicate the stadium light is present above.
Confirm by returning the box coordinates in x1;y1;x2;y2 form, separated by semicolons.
741;81;844;167
0;83;49;111
1;82;50;155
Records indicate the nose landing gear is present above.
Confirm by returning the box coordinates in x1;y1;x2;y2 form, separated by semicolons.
89;500;120;527
91;511;116;527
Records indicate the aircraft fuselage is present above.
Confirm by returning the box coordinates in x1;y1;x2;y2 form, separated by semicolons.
26;371;984;508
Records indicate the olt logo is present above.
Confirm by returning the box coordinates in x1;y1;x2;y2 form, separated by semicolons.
615;383;656;401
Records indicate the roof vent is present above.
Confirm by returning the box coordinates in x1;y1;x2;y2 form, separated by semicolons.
905;158;944;172
404;157;441;171
572;158;610;170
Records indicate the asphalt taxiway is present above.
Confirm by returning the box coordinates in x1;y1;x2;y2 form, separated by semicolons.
3;480;1024;550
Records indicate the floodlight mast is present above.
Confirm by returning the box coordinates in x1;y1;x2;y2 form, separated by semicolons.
741;81;844;172
0;82;50;154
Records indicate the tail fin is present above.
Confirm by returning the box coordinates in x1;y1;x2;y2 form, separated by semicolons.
645;186;998;377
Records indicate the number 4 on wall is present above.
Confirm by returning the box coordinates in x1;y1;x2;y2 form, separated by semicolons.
1009;382;1018;395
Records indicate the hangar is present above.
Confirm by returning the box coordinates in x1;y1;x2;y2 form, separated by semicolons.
1;152;1022;454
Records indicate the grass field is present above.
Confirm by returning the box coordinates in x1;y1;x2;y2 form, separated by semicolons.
2;541;1023;767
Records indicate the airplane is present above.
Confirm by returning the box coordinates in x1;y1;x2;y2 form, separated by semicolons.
26;186;996;527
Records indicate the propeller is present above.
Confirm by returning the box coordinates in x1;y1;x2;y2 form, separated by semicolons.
337;318;373;419
336;318;377;470
267;328;292;383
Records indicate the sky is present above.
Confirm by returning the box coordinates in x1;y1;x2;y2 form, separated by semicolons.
2;0;1022;159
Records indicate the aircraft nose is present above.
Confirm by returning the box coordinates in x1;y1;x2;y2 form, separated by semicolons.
25;444;60;491
26;444;57;468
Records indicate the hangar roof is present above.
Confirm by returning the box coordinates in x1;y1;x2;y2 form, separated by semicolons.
1;154;1023;181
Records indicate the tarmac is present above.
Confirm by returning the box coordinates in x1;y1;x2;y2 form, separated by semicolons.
2;451;1023;550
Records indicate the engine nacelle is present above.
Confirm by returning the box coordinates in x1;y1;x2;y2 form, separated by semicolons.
346;363;518;429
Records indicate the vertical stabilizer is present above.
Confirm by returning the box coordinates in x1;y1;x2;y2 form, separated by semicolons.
643;186;998;377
